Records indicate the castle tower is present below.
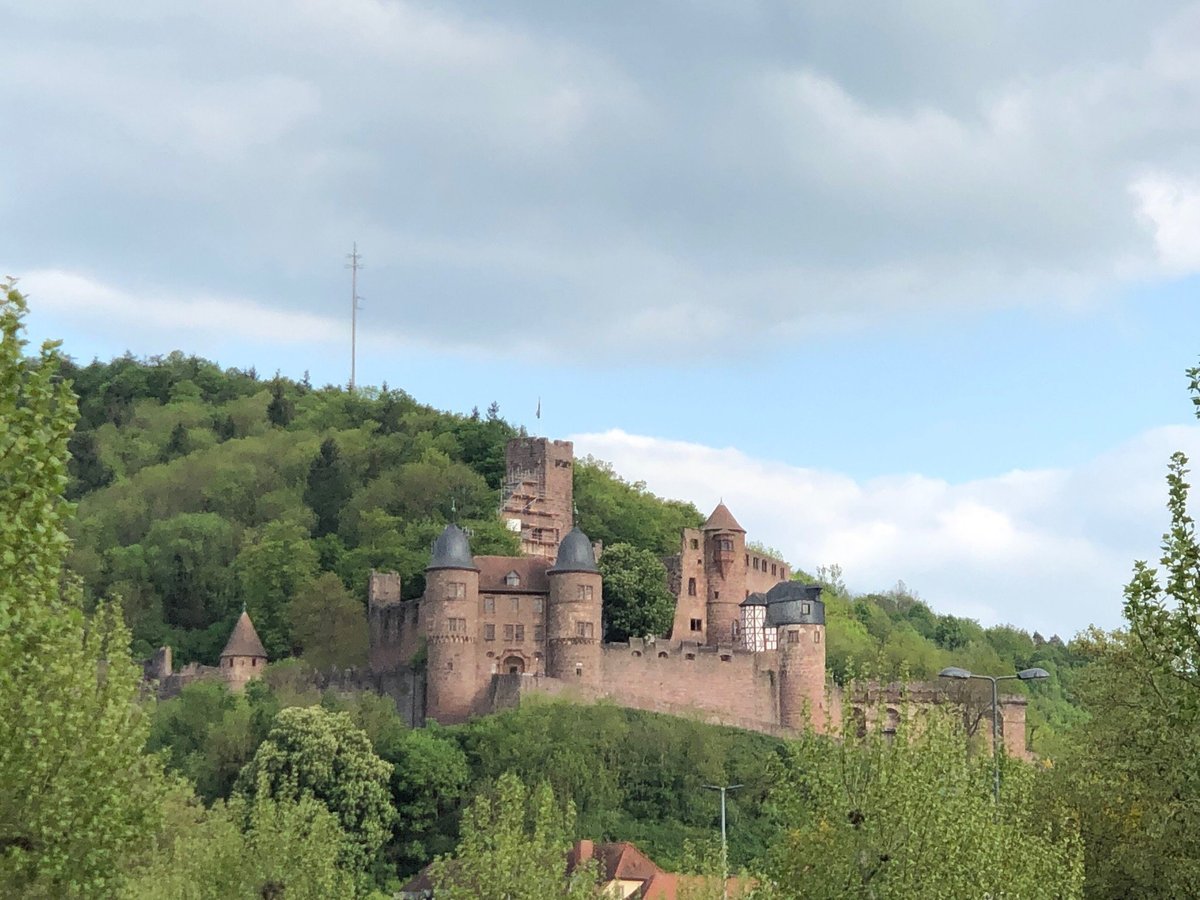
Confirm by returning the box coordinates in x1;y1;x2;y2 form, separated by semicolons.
500;437;574;559
702;502;747;647
546;526;602;689
220;610;268;692
423;525;481;724
766;583;827;732
368;570;404;673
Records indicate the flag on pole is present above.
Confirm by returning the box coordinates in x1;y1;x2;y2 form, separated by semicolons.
536;397;541;419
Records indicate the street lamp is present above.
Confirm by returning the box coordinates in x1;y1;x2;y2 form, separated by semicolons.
703;783;742;899
937;666;1049;807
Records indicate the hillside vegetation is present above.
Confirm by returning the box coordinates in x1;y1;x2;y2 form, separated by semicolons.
62;352;1087;751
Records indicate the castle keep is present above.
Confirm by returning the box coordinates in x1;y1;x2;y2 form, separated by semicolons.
368;437;1030;755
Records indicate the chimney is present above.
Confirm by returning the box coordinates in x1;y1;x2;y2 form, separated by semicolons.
576;839;594;863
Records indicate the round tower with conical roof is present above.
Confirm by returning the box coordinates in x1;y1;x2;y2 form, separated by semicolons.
546;527;603;689
220;609;268;692
702;502;746;647
424;524;481;724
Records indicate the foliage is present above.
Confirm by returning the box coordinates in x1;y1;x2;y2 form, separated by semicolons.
236;706;395;878
427;772;597;900
575;456;704;555
289;572;369;669
0;280;168;897
757;708;1083;899
598;542;676;641
120;781;360;900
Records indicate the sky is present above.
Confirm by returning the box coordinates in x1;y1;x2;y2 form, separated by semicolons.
6;1;1200;638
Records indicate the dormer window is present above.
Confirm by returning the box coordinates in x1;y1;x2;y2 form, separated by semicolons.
505;571;521;587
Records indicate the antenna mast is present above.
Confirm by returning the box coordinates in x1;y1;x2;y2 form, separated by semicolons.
345;243;364;391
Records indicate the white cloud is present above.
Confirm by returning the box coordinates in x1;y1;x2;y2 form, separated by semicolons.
1131;173;1200;272
570;426;1200;638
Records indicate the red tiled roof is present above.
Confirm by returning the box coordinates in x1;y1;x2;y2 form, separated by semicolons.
474;555;552;594
703;502;745;533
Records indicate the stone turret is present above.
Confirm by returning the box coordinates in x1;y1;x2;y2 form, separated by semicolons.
220;610;268;692
368;570;405;673
703;502;746;647
766;582;827;732
423;525;480;724
546;527;603;689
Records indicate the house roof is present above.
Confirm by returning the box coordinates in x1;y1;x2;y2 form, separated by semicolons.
428;524;478;571
548;526;599;574
702;502;745;533
475;555;552;594
221;611;267;659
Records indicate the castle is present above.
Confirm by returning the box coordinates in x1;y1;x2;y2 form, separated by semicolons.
143;436;1029;755
367;437;1031;756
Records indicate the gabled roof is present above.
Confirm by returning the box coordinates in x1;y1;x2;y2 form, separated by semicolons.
703;502;745;533
475;556;552;594
221;611;267;659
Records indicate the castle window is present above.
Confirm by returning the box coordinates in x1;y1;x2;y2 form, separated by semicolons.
510;596;520;613
714;591;720;599
447;661;453;671
484;597;495;614
632;650;642;657
689;618;702;632
447;617;467;633
814;631;822;644
658;651;669;659
771;563;777;576
685;652;696;660
515;624;525;642
788;629;800;644
687;578;696;596
504;624;514;641
801;602;811;615
753;557;759;570
484;624;495;641
720;654;732;662
576;584;594;601
505;571;521;587
575;664;583;677
534;624;544;641
533;597;544;613
731;620;740;641
690;538;699;550
745;553;749;566
718;539;733;552
576;621;594;638
446;582;466;600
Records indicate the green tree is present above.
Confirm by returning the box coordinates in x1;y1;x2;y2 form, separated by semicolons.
266;377;295;427
289;572;368;669
304;437;353;538
597;543;675;641
428;772;597;899
236;519;319;657
757;708;1083;899
235;706;394;878
0;279;167;897
120;783;357;900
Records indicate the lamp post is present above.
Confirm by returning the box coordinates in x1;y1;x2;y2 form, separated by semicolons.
703;783;742;899
937;666;1049;808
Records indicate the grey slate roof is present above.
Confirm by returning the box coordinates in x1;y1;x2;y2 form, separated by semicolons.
428;524;478;571
548;527;599;574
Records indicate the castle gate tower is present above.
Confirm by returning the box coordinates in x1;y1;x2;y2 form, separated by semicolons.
424;525;481;724
703;503;747;647
546;527;603;689
500;437;574;560
767;583;827;732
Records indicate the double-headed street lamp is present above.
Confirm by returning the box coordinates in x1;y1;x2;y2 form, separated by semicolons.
937;666;1049;807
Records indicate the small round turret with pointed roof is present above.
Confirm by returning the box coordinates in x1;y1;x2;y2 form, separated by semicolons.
703;501;745;533
549;526;598;574
428;523;478;571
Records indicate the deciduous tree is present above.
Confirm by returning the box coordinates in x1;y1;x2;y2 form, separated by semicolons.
597;542;675;641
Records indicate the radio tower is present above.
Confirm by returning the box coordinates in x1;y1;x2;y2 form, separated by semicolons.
346;243;364;392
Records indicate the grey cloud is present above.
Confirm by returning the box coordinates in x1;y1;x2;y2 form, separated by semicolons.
4;0;1200;359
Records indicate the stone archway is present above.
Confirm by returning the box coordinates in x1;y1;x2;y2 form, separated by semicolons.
503;655;526;675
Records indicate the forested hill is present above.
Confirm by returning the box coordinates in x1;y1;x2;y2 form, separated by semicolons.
62;352;1088;752
61;353;704;665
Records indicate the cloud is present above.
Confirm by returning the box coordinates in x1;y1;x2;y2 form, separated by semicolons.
570;425;1200;638
5;2;1200;359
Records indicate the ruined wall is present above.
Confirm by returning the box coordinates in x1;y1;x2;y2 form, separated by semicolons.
501;438;575;559
745;551;789;594
667;528;708;642
598;640;780;728
313;666;427;728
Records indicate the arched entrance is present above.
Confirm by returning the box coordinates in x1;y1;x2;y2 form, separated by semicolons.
503;655;526;675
